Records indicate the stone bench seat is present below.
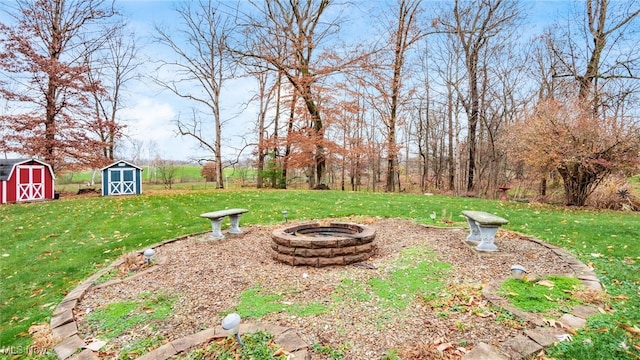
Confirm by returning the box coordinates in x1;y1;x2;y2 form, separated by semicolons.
200;208;248;239
461;210;509;252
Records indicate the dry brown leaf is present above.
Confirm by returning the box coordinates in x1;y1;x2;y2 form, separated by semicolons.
617;322;640;335
545;319;563;328
272;348;290;356
564;327;577;335
436;342;453;352
537;279;555;287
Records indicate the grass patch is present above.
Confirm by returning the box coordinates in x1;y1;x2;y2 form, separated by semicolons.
500;275;582;313
233;287;329;319
334;279;372;302
85;292;174;340
492;306;528;329
118;335;164;360
180;330;286;360
311;341;351;360
368;246;452;310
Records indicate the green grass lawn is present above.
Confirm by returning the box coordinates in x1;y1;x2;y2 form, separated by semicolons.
55;165;256;187
1;190;638;359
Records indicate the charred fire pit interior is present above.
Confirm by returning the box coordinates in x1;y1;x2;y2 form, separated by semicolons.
271;222;376;267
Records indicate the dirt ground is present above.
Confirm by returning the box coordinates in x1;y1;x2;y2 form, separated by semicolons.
76;218;573;359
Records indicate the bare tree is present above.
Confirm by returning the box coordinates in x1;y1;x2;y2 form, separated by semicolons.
155;157;177;189
248;62;279;188
435;0;522;192
87;27;141;162
548;0;640;112
368;0;425;192
239;0;361;188
153;0;236;189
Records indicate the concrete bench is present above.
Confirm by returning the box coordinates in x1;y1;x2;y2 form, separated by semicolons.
461;210;509;252
200;208;249;239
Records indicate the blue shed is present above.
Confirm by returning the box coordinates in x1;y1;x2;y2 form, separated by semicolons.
100;161;143;196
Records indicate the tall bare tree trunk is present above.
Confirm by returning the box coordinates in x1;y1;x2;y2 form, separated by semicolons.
385;0;423;192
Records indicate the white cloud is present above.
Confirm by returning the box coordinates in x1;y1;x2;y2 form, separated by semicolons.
120;97;201;161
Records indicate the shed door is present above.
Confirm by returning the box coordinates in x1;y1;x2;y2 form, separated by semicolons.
16;165;45;201
108;168;136;195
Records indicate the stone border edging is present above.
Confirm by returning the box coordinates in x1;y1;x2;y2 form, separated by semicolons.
49;231;311;360
464;235;603;359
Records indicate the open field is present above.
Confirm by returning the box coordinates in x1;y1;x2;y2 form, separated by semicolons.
1;190;638;359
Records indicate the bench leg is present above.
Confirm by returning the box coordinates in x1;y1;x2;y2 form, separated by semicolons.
228;214;243;234
464;216;482;243
476;226;499;252
208;218;224;239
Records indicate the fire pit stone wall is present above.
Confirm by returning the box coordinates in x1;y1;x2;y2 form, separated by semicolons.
271;222;376;267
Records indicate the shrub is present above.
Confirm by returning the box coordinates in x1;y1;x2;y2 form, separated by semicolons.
587;174;639;211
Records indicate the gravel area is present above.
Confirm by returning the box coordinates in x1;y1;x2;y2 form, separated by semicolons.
76;217;573;359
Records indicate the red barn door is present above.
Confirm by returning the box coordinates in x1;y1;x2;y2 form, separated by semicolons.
16;165;46;201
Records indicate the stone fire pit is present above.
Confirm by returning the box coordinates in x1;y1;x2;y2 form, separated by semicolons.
271;222;376;267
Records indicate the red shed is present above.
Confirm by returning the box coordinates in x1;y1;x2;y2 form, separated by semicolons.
0;159;56;204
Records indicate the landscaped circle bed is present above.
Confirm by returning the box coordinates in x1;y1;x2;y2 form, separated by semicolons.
75;218;585;359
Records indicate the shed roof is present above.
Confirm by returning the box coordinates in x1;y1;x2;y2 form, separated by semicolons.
100;160;143;171
0;159;27;181
0;158;55;181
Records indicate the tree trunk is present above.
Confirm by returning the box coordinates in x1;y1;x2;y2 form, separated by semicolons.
447;86;455;191
557;163;603;206
297;82;325;187
466;56;479;192
281;91;297;190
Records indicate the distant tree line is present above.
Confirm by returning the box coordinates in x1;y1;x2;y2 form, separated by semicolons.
1;0;639;206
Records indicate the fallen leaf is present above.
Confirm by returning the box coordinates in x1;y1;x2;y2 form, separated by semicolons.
437;342;453;352
537;280;555;287
565;327;577;335
545;319;563;328
272;348;289;356
617;322;640;335
543;295;556;302
476;312;493;318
